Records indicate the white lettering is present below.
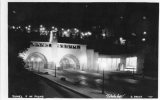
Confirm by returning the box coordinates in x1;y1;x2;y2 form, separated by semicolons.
106;94;125;98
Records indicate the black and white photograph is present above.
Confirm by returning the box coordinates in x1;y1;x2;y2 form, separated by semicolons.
3;1;159;99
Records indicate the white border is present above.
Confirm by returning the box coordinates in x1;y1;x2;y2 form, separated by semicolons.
1;0;159;100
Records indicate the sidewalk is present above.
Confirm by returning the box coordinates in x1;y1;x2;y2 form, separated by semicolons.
35;72;107;98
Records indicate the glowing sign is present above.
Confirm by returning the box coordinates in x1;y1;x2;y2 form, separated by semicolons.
31;42;52;47
57;44;81;49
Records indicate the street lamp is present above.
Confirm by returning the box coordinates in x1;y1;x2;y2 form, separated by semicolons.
98;58;106;94
102;68;105;94
55;65;56;77
101;58;106;94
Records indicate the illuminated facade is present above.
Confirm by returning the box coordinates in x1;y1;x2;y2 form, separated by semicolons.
21;33;144;74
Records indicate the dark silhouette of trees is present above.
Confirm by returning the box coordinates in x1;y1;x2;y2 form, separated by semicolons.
8;29;31;97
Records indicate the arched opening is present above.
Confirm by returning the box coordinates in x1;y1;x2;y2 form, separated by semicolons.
25;52;48;72
59;54;80;70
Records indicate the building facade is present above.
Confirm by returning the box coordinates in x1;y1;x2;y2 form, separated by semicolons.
20;34;144;74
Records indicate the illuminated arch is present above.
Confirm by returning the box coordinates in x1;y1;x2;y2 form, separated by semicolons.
59;54;80;70
25;52;48;70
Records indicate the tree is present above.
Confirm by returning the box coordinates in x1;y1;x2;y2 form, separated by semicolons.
8;29;31;80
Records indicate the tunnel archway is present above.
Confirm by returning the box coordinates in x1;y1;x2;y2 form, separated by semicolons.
25;52;48;71
59;54;80;70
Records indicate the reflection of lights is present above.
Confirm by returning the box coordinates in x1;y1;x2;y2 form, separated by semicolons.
142;38;146;42
80;80;88;86
95;79;102;84
78;75;87;80
28;25;31;28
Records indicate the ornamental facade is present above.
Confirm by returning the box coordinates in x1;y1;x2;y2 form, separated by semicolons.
20;33;144;74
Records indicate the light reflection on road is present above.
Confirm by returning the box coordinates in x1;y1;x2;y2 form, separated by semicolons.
78;75;87;80
49;69;157;97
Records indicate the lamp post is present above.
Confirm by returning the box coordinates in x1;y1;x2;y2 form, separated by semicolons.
100;58;106;94
102;68;105;94
55;65;56;77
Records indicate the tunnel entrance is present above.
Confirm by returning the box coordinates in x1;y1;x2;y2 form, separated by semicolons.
25;52;47;71
59;54;80;70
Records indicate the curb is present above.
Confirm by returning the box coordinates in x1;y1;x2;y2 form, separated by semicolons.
34;73;91;98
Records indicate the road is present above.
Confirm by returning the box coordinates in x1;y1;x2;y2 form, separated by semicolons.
55;69;158;98
9;70;89;98
37;76;88;98
9;69;157;98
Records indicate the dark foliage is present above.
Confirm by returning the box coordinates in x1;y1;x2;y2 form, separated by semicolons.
8;30;31;97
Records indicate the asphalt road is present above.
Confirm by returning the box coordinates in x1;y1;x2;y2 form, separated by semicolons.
9;70;89;98
37;77;87;98
9;69;158;98
56;69;158;98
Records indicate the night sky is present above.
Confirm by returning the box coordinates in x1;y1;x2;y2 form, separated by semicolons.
8;3;158;29
8;2;159;54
